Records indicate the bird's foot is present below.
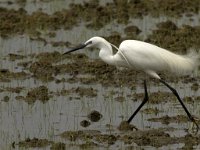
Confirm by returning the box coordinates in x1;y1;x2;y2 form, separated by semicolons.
189;116;199;134
118;121;138;131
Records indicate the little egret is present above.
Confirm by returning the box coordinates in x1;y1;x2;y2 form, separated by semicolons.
64;36;199;130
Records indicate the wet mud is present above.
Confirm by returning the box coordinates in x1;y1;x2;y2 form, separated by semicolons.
18;138;52;148
17;138;66;150
135;91;177;104
148;115;189;125
0;69;29;82
16;86;50;104
8;53;25;61
50;142;65;150
61;87;97;98
87;110;103;122
56;128;200;149
17;130;200;149
141;107;161;115
118;121;138;131
80;120;91;127
0;86;24;93
146;21;200;53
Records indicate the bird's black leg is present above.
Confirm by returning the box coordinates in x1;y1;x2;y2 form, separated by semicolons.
127;80;149;123
160;79;199;130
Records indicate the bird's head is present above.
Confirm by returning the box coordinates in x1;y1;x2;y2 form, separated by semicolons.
63;37;107;54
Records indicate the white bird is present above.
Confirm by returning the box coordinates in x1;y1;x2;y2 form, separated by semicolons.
64;36;199;130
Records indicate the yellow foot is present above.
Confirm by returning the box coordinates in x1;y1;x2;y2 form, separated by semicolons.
189;116;199;134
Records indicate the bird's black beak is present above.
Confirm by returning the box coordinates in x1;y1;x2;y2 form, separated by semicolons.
63;43;87;55
63;41;92;55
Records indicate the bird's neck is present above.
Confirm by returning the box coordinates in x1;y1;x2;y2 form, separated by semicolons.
98;42;115;66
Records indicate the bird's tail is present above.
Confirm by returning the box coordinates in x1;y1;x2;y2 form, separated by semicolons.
169;50;199;75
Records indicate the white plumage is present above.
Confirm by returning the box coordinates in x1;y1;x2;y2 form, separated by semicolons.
86;37;198;79
117;40;198;79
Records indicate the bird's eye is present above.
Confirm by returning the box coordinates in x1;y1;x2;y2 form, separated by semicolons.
86;41;92;46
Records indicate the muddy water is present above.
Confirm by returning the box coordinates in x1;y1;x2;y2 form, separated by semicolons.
0;0;200;150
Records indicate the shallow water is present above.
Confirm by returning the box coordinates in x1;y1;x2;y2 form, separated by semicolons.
0;0;200;150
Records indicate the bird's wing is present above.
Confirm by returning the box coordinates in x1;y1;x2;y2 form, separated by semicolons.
119;40;167;71
118;40;197;78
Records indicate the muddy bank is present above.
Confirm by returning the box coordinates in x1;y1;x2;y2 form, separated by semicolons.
17;138;65;150
18;138;52;148
146;21;200;53
16;51;138;86
0;0;200;37
57;128;200;149
0;7;77;37
15;51;199;87
16;128;200;149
